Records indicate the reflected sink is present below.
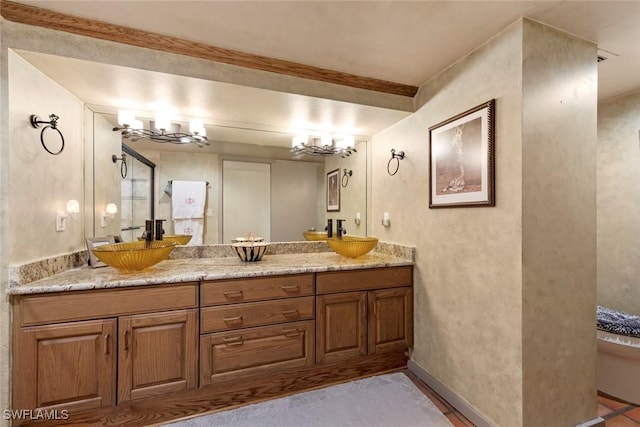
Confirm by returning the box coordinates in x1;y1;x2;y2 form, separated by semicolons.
92;241;177;272
138;234;192;245
327;236;379;258
303;231;328;241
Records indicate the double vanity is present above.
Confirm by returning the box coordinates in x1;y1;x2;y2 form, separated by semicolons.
8;241;414;425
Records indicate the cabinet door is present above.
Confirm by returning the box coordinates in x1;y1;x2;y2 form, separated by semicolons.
368;287;413;354
13;319;116;412
118;309;198;402
316;292;367;364
200;320;315;386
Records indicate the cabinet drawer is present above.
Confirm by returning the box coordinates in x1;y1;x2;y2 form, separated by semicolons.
18;283;199;326
200;320;314;385
200;296;315;333
201;274;314;306
316;266;412;294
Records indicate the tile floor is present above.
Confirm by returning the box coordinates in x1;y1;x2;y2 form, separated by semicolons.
406;370;640;427
598;393;640;426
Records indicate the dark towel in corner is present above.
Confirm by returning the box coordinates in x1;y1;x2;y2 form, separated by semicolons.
597;305;640;338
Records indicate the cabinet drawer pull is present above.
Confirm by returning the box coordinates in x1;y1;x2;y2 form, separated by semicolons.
280;285;300;292
223;315;243;323
223;290;243;298
281;327;300;337
104;333;110;355
281;309;299;317
124;330;130;351
223;335;243;346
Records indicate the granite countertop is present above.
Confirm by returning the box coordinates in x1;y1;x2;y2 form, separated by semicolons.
8;251;413;295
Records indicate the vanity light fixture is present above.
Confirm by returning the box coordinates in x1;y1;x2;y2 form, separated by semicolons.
56;199;80;232
291;133;357;158
112;110;210;148
101;203;118;228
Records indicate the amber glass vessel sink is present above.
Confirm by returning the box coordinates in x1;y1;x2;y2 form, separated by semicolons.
92;241;177;272
303;231;328;241
327;236;379;258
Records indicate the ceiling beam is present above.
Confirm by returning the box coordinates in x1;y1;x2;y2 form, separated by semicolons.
0;0;419;98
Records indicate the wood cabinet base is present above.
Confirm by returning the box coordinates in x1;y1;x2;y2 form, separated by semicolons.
18;350;408;426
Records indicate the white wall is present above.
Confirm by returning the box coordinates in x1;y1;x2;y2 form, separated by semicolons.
597;89;640;315
371;19;597;426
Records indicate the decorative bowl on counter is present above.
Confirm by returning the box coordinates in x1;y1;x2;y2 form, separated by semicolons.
138;234;192;245
92;241;177;272
231;241;270;262
327;236;379;258
231;236;264;244
303;230;328;241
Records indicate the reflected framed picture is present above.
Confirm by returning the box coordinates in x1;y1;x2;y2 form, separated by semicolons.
86;236;115;268
326;168;340;212
429;99;495;208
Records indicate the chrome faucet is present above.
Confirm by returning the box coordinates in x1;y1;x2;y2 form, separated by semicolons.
336;219;347;239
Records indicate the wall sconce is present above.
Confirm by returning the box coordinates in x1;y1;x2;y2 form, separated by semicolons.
291;133;357;158
56;199;79;232
101;203;118;228
112;110;210;148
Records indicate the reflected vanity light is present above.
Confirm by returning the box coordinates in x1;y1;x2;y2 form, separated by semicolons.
113;110;210;148
56;199;80;232
291;132;356;158
101;203;118;228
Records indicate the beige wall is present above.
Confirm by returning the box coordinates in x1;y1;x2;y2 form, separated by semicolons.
520;20;597;426
325;140;368;237
8;51;85;263
597;89;640;315
1;17;9;427
371;19;597;426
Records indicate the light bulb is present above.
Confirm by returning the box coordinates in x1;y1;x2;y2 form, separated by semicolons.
189;119;206;136
117;110;135;127
66;199;80;215
155;112;171;131
105;203;118;215
292;133;308;148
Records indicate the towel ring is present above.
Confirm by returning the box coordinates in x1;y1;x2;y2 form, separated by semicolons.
30;114;65;155
387;149;405;176
112;153;128;179
342;169;352;188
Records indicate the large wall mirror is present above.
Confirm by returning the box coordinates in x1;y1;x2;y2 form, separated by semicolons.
88;109;369;244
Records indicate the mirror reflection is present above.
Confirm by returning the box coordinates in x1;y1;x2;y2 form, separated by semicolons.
90;110;368;244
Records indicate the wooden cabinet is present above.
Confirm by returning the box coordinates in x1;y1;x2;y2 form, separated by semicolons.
200;274;316;385
118;309;198;402
316;292;367;363
316;267;413;364
13;319;116;412
12;283;199;412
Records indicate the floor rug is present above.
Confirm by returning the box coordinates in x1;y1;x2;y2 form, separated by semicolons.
165;372;453;426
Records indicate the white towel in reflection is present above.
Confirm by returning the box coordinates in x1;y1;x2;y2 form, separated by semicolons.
173;219;203;245
172;180;206;219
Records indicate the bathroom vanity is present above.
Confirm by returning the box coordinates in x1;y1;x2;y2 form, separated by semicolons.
8;246;413;425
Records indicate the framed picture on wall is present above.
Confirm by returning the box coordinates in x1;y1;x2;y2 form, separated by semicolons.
326;168;340;212
86;236;116;268
428;99;495;208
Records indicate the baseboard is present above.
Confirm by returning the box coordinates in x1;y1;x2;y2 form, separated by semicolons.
407;359;495;427
574;418;605;427
408;359;606;427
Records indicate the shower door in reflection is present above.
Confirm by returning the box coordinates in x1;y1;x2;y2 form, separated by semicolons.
120;145;155;242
